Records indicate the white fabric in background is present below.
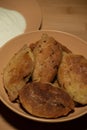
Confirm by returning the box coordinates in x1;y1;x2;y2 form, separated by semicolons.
0;8;26;47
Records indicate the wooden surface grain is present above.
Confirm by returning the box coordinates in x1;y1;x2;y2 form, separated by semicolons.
38;0;87;41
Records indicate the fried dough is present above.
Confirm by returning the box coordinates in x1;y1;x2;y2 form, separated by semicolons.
3;45;34;101
19;82;74;118
58;53;87;105
32;34;62;82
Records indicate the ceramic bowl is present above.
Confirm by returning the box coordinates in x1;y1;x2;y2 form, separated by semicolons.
0;30;87;122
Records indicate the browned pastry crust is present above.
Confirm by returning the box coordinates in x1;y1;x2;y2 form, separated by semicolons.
19;82;74;118
58;53;87;105
3;45;34;101
32;34;62;82
61;44;72;53
29;38;72;54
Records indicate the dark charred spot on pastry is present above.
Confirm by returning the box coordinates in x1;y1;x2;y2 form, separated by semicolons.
38;44;41;48
25;51;29;54
43;40;46;43
39;49;43;53
52;50;55;55
53;65;58;70
52;60;55;63
29;43;36;51
23;74;31;82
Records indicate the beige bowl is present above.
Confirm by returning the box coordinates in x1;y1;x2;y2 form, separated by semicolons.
0;30;87;122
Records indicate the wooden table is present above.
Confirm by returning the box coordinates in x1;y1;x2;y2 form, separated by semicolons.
0;0;87;129
38;0;87;42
